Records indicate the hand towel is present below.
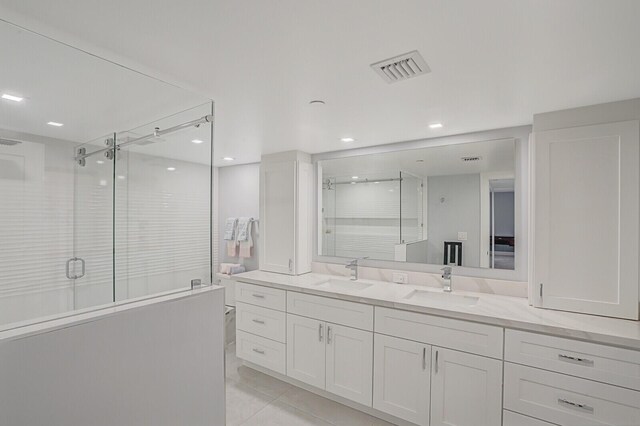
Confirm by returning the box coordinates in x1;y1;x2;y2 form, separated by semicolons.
239;219;253;258
236;217;251;242
223;218;238;241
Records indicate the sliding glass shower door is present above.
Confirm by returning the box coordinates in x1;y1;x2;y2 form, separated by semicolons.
72;134;115;310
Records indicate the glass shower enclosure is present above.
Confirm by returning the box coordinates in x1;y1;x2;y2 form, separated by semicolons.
0;20;214;328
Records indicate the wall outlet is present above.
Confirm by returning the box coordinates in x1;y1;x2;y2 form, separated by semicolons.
392;272;409;284
457;231;468;241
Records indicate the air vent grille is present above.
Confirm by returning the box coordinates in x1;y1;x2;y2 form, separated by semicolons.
371;50;431;84
461;156;482;162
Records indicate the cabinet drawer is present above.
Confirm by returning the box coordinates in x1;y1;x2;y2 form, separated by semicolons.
504;363;640;426
505;329;640;391
236;302;286;343
503;411;557;426
374;307;503;358
236;330;286;375
235;281;286;311
287;292;373;331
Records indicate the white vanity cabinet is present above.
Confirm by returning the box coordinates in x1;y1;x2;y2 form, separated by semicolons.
532;104;640;319
373;307;503;426
430;347;503;426
286;292;374;406
373;334;431;425
259;152;313;275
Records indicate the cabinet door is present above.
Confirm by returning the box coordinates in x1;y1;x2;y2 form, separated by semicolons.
373;334;430;426
325;323;373;406
533;120;639;319
286;314;325;389
430;347;502;426
259;160;296;274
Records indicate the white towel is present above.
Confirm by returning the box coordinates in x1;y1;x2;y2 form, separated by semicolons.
239;219;254;258
224;218;238;241
237;217;251;241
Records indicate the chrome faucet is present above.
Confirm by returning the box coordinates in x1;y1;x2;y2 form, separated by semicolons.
345;257;367;280
441;266;453;292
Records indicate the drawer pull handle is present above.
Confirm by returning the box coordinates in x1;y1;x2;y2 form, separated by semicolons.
422;347;427;370
434;349;439;374
558;354;594;366
251;294;265;299
252;319;265;324
557;398;594;414
252;348;265;355
319;323;324;342
327;326;333;344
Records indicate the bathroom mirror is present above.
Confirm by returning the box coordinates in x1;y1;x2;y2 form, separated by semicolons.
317;138;517;270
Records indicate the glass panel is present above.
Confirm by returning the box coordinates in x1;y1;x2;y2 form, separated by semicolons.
321;172;400;261
400;171;423;244
72;134;115;310
114;104;212;301
321;177;336;256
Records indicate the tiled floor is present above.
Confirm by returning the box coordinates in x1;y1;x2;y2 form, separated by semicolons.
225;343;395;426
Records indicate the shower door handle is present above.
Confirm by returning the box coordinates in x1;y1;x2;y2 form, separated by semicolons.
66;257;86;279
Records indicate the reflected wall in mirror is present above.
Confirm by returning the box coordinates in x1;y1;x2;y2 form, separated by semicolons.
318;138;516;270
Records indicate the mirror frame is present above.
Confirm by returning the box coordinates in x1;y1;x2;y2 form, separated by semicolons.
312;125;531;282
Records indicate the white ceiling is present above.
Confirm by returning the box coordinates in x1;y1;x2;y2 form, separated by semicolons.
319;138;515;179
1;0;640;167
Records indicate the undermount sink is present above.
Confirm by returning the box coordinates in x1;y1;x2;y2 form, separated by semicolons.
313;279;374;292
403;289;479;306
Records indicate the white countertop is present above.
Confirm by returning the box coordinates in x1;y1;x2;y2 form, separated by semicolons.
231;270;640;350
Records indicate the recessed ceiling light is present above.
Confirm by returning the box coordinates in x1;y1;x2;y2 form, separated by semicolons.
351;182;356;185
47;121;64;127
352;176;359;179
96;160;104;164
374;181;380;184
191;139;203;144
2;94;23;102
341;137;355;143
223;157;235;161
429;123;443;129
309;100;325;106
167;167;176;171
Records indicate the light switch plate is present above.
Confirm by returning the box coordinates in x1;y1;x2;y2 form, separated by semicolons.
392;272;408;284
457;232;468;241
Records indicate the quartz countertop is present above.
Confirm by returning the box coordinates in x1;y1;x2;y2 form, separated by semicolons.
231;270;640;350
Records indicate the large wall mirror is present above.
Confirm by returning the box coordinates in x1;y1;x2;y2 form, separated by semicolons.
316;137;520;272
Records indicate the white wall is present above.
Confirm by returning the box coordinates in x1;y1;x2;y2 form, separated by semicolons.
427;174;481;267
217;163;260;271
0;288;225;426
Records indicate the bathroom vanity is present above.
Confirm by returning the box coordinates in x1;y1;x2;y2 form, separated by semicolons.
231;270;640;426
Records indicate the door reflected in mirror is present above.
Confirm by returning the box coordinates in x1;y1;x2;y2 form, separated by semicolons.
317;138;516;270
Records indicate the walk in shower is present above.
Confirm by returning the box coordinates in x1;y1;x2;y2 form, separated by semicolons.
0;20;214;328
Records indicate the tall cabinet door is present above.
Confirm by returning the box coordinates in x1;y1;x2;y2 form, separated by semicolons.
259;161;296;274
325;323;373;406
373;334;431;426
533;120;639;319
286;314;326;389
430;347;502;426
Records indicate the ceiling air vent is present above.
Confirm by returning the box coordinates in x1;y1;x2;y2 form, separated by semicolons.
0;138;21;146
461;156;482;162
371;50;430;84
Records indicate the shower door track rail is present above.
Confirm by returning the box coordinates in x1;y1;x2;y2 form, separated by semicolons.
75;114;214;163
